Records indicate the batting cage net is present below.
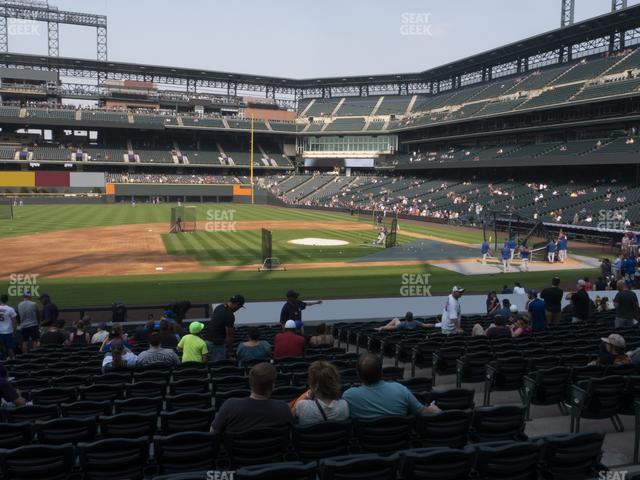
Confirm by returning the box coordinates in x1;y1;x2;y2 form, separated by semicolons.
0;201;13;220
169;206;196;233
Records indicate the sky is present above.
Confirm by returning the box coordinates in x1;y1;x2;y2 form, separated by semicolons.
6;0;640;79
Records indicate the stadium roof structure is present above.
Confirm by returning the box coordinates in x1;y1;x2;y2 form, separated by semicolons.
1;3;640;105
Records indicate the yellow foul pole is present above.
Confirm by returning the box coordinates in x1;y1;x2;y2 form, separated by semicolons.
250;114;254;205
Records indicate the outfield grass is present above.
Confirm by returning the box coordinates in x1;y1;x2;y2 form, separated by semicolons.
163;229;415;265
0;203;601;307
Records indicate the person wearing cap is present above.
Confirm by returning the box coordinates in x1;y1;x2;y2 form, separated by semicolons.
441;286;464;335
527;289;547;332
274;320;305;359
178;321;208;364
102;339;138;372
18;290;39;352
520;244;530;272
494;298;512;319
39;293;59;326
91;322;110;344
480;239;490;265
571;279;591;324
0;294;17;359
207;294;245;362
500;242;511;273
557;233;568;263
613;280;639;328
590;334;630;366
546;239;557;263
280;290;322;332
541;277;563;326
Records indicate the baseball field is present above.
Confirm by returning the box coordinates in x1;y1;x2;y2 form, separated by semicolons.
0;203;601;307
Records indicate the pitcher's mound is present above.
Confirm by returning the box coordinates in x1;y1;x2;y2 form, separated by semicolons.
288;238;349;246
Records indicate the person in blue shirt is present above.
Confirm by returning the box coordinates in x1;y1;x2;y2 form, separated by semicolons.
547;240;557;263
623;255;636;287
481;239;490;265
343;353;440;419
280;290;322;332
527;289;547;332
520;244;530;272
508;237;517;261
501;243;511;273
557;233;568;263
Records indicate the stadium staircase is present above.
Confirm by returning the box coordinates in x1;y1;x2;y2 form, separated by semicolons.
330;97;346;116
405;95;418;115
299;98;315;117
369;96;385;116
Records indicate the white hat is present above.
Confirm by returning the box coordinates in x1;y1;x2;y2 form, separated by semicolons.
577;279;586;287
452;286;465;293
284;320;297;329
509;305;518;313
601;333;625;349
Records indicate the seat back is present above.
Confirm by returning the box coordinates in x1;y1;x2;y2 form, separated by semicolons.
60;400;112;418
399;447;473;480
492;357;528;390
578;375;627;419
470;406;526;442
160;408;216;435
0;444;75;480
427;388;475;411
166;392;212;411
0;422;32;448
292;421;351;462
77;437;149;480
530;367;571;405
35;417;97;444
236;461;317;480
223;427;291;467
538;432;605;479
473;441;541;480
4;405;58;423
318;453;399;480
114;396;163;415
125;381;167;398
413;410;472;448
98;412;157;439
78;384;124;402
153;432;220;475
353;416;413;454
30;387;77;405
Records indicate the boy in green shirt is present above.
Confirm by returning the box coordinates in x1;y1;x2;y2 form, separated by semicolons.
177;321;209;364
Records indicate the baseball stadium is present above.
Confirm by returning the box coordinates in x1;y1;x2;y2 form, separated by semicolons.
0;0;640;478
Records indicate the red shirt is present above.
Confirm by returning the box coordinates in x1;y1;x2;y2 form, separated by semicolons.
274;331;304;358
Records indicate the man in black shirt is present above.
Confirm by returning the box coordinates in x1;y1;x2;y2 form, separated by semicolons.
211;362;293;434
540;276;563;326
614;280;639;328
207;294;245;362
571;279;591;323
279;290;322;332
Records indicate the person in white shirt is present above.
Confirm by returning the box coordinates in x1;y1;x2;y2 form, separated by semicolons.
441;286;464;335
0;294;18;359
513;283;526;295
91;322;110;344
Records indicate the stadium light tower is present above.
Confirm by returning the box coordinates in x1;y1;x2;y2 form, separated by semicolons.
612;0;628;10
560;0;575;27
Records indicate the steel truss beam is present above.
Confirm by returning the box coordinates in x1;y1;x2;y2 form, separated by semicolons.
0;1;107;59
